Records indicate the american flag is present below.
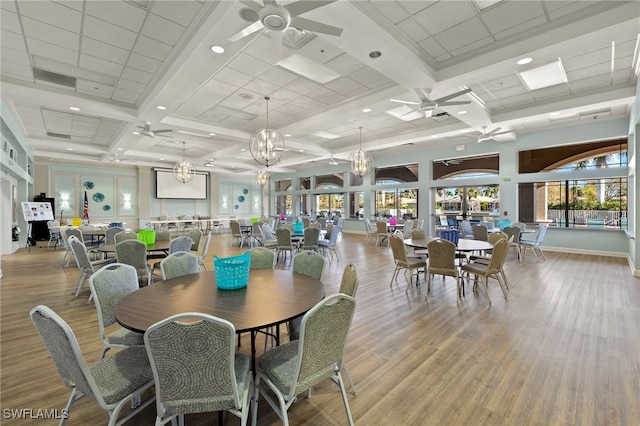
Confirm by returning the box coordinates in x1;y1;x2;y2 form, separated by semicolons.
83;190;90;223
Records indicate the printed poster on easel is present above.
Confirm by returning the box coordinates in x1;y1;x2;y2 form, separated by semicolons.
21;201;54;222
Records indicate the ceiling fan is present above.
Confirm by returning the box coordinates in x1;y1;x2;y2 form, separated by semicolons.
476;126;512;143
390;88;472;118
108;154;132;163
136;122;172;138
229;0;343;57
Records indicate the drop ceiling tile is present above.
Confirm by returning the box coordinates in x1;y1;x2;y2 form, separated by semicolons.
83;15;137;51
566;62;610;81
1;62;32;81
243;34;282;65
0;28;27;52
289;95;327;111
120;67;154;85
397;17;430;42
348;67;388;87
150;0;202;27
133;35;173;62
26;38;78;65
413;1;476;36
219;94;257;111
200;79;238;96
433;18;491;52
142;13;185;46
567;73;613;92
21;16;79;51
546;1;596;19
397;0;433;15
112;88;141;103
81;37;129;65
80;54;124;77
306;86;346;105
296;37;343;64
1;1;16;12
76;79;114;98
2;45;31;67
260;67;298;86
497;93;536;108
531;85;570;101
243;78;281;97
268;86;300;103
285;77;322;95
1;10;22;34
449;35;493;57
85;1;146;32
370;1;411;24
17;1;81;33
324;77;368;97
214;67;254;88
116;78;145;94
126;52;162;74
417;37;447;58
227;53;271;78
480;1;545;34
563;49;611;72
492;16;547;41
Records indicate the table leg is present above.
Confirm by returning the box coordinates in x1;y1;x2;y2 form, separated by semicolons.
250;330;257;377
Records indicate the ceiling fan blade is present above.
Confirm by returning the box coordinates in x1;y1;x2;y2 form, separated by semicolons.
286;0;336;17
414;88;431;103
487;127;502;136
433;87;472;103
290;16;343;36
239;0;263;12
438;100;471;106
270;30;283;58
152;129;172;134
390;98;420;105
263;0;278;6
229;21;264;41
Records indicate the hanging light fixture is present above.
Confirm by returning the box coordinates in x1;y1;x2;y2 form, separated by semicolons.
257;169;269;187
249;96;285;167
173;141;194;183
350;127;373;177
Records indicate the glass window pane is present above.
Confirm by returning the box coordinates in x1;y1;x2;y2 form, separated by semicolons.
375;164;418;184
275;179;292;191
316;173;343;189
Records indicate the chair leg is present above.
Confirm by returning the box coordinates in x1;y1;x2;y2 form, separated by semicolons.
342;363;357;394
335;371;355;426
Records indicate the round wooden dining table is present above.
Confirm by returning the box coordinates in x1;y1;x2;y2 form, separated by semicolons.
404;237;494;253
115;269;326;373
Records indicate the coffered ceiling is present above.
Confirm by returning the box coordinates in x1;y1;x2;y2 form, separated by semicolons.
1;0;638;175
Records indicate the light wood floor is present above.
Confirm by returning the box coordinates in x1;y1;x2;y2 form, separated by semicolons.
1;233;639;425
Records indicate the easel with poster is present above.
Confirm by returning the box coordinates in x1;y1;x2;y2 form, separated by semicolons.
21;202;54;251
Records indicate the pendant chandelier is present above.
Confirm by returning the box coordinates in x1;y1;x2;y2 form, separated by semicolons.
257;169;269;187
173;141;194;183
349;127;373;177
249;96;285;167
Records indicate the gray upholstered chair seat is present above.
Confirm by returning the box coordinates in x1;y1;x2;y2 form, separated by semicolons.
89;347;154;405
106;327;144;346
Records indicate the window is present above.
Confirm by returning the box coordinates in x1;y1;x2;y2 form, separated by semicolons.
520;179;627;229
517;140;627;229
435;185;499;221
275;194;292;215
375;164;418;184
315;173;343;189
316;193;344;218
299;177;310;190
375;189;418;219
275;179;292;191
433;154;499;180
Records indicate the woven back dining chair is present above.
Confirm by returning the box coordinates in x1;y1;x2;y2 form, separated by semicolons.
160;251;200;280
425;238;461;298
145;313;252;426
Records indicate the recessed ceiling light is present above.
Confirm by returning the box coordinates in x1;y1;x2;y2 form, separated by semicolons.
208;133;216;136
369;51;382;59
458;110;467;115
298;149;304;152
156;105;167;110
69;106;80;111
549;112;561;116
210;45;225;54
132;131;140;135
517;59;567;90
241;148;246;152
159;158;164;161
117;147;123;151
517;57;533;65
284;134;291;137
362;108;371;113
67;148;73;151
